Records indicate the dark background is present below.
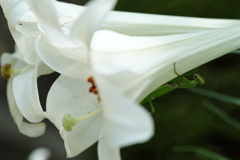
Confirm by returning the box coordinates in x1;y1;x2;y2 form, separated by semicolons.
1;0;240;159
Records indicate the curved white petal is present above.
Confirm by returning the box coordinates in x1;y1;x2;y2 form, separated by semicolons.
37;61;54;76
8;0;240;37
35;35;90;78
46;75;102;157
92;27;240;101
95;76;154;148
92;27;240;75
13;21;40;65
26;0;88;63
70;0;117;45
52;1;84;21
1;52;25;69
104;11;240;36
1;50;47;136
25;0;65;44
0;0;29;27
98;138;120;160
12;59;46;123
7;79;45;137
0;0;40;65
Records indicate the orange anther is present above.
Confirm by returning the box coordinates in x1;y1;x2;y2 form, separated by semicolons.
87;76;93;83
1;64;11;79
92;88;98;94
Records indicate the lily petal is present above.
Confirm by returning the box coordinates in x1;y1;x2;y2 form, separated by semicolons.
0;0;29;27
1;51;26;70
70;0;117;46
95;76;154;148
25;0;66;45
92;28;240;75
12;57;46;123
1;50;45;136
14;21;40;65
104;11;240;36
0;0;40;65
26;0;87;63
46;75;102;157
7;79;45;137
98;138;120;160
16;0;240;36
92;27;240;101
35;35;90;78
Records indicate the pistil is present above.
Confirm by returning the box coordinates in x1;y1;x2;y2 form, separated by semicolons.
62;107;103;131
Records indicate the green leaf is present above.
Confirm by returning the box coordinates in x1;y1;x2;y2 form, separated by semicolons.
202;100;240;131
188;88;240;106
230;49;240;54
174;145;231;160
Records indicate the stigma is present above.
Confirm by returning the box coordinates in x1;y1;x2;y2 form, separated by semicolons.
62;108;103;132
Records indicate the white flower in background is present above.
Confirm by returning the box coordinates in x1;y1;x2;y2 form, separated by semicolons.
27;147;51;160
1;48;46;137
0;0;55;137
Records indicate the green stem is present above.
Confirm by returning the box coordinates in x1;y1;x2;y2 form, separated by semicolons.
174;145;231;160
188;88;240;106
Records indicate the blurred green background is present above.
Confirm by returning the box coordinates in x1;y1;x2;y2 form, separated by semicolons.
1;0;240;159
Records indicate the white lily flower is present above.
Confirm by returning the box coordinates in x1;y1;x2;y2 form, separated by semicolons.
0;46;52;125
1;49;46;137
22;0;240;159
24;0;153;159
3;0;240;158
0;0;54;134
46;26;240;158
89;25;240;159
91;27;240;102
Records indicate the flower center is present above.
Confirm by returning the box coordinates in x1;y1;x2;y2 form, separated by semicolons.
1;64;22;79
62;107;103;131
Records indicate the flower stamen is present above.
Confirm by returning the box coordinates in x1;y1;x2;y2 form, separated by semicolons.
62;107;103;131
87;76;101;102
87;76;98;94
1;64;22;79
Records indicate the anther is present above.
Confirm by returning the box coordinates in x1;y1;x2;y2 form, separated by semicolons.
92;88;98;94
87;76;98;95
89;87;93;92
1;64;22;79
87;77;94;83
1;64;12;79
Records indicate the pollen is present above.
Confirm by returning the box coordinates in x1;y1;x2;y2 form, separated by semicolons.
87;76;98;94
1;64;11;79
